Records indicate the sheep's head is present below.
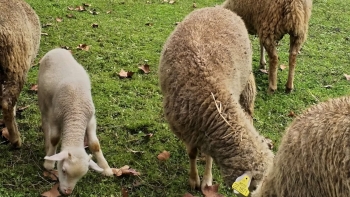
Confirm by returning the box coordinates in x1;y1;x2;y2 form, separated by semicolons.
44;150;103;195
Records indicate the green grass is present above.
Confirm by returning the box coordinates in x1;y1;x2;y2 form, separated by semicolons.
0;0;349;196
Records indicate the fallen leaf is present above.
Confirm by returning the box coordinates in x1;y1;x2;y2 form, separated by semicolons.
106;10;111;14
91;23;99;28
89;10;99;15
82;3;91;7
77;44;90;51
344;73;350;81
112;165;140;177
279;64;287;70
56;18;62;22
121;187;128;197
118;69;134;79
17;105;30;113
67;6;74;10
138;64;150;74
163;0;168;2
1;127;9;140
192;3;197;8
259;69;268;74
288;111;295;117
41;183;61;197
42;23;52;28
324;85;332;89
169;0;175;4
66;14;74;18
41;32;49;36
157;150;170;161
75;5;85;11
61;46;70;50
30;84;38;92
132;180;143;187
43;170;59;181
145;22;153;26
202;184;224;197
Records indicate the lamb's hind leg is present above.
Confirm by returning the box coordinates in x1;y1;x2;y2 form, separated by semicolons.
239;72;256;122
86;115;113;176
262;38;279;93
1;81;22;148
259;44;267;69
286;35;304;93
186;144;200;190
201;154;213;191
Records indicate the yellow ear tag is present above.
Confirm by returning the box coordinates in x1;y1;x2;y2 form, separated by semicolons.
232;175;250;197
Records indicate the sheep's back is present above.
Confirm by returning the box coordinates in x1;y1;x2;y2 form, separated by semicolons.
256;96;350;197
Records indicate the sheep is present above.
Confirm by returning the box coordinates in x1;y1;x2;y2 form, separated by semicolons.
252;96;350;197
0;0;41;148
222;0;313;93
158;7;274;192
38;48;113;195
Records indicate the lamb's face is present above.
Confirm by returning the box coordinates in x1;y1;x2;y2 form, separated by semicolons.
56;153;90;195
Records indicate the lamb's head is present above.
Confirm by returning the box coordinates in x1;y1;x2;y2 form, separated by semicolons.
44;149;103;195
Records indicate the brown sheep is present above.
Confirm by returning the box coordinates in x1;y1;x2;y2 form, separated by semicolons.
0;0;41;147
158;7;273;192
252;96;350;197
222;0;313;93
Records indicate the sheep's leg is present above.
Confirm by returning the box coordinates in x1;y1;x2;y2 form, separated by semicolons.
43;123;60;170
259;44;267;69
262;38;279;93
286;35;303;93
86;115;113;176
186;144;200;189
239;72;256;122
1;81;22;148
201;155;213;191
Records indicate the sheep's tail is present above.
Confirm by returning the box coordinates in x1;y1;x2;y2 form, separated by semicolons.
284;0;311;40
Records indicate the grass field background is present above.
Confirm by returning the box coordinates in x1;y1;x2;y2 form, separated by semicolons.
0;0;349;196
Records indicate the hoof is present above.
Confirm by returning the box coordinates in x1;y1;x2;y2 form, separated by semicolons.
267;88;276;94
10;138;22;149
189;175;200;190
285;86;293;94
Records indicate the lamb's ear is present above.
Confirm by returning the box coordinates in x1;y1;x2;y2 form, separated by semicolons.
89;160;104;172
44;151;69;161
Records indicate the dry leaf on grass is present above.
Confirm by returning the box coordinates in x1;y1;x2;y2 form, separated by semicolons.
77;44;90;51
324;85;332;89
82;3;91;7
106;10;111;14
344;74;350;81
42;23;52;28
169;0;175;4
288;111;295;117
118;69;134;79
145;22;153;26
43;170;59;181
121;187;128;197
41;183;61;197
17;105;30;113
1;127;9;140
91;23;99;28
56;18;62;22
202;184;224;197
75;5;86;11
89;10;99;15
112;165;140;177
157;150;170;161
67;6;74;10
192;3;197;8
279;64;287;70
41;32;49;36
66;14;74;18
30;84;38;92
259;69;268;74
138;64;150;74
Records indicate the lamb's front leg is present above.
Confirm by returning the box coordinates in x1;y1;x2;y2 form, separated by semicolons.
286;35;304;93
43;121;60;170
86;115;113;176
201;154;213;191
262;38;279;93
259;44;267;69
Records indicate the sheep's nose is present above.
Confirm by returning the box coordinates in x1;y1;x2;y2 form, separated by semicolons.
65;188;72;195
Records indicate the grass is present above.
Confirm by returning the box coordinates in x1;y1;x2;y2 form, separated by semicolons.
0;0;349;196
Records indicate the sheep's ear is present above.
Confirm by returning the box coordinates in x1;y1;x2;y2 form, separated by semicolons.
44;151;69;161
232;172;252;196
89;160;104;172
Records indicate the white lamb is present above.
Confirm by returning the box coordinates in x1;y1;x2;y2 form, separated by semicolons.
38;48;113;195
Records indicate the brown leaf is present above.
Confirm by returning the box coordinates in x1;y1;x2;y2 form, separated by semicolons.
41;183;61;197
145;22;153;26
288;111;295;117
259;69;268;74
169;0;175;4
121;187;128;197
82;3;91;7
157;150;170;161
138;64;150;74
118;69;134;79
17;105;30;113
41;32;49;36
66;14;74;18
91;23;99;28
43;170;59;181
42;23;52;28
67;6;74;10
279;64;287;70
112;165;140;177
30;84;38;92
89;10;99;15
202;184;224;197
56;18;62;22
106;10;111;14
77;44;90;51
344;74;350;81
192;3;197;8
324;85;332;89
75;5;86;11
2;127;9;140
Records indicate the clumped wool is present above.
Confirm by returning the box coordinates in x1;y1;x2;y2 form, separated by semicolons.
253;96;350;197
159;7;273;190
223;0;312;93
0;0;41;147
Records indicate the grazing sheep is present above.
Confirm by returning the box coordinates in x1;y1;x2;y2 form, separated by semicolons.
252;96;350;197
222;0;313;93
38;48;113;195
158;7;273;191
0;0;41;147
